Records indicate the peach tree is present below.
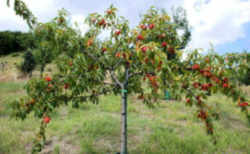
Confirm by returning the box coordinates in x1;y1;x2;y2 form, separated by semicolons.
10;4;249;154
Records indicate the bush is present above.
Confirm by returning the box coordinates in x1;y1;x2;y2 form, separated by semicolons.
20;50;36;76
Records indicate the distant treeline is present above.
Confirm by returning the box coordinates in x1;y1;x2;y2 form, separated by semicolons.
0;31;35;55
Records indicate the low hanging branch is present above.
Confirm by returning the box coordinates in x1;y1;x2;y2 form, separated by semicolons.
7;0;37;28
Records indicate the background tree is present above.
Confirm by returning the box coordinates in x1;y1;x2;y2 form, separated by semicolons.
0;31;34;55
171;7;191;50
226;51;250;85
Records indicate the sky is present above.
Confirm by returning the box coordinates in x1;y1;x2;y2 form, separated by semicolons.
0;0;250;54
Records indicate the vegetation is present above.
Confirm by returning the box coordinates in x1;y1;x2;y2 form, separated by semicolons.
20;50;36;77
238;52;250;85
0;31;34;55
1;0;249;154
9;5;249;154
0;76;249;153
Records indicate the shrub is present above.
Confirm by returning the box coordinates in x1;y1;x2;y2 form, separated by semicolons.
20;50;36;77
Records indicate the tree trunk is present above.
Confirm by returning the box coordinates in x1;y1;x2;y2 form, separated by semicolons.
120;67;129;154
29;71;33;78
120;86;128;154
163;76;168;100
40;66;44;78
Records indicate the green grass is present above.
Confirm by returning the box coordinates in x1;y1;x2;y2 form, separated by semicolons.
0;82;26;93
0;82;249;154
0;82;26;117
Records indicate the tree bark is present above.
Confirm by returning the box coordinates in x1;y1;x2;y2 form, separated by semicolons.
40;65;44;78
120;86;128;154
120;67;129;154
29;71;33;78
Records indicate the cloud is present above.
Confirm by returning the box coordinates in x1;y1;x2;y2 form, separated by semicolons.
0;1;27;31
0;0;61;31
181;0;250;49
70;14;89;36
1;0;249;52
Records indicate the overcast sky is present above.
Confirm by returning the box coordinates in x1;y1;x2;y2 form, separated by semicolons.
1;0;250;54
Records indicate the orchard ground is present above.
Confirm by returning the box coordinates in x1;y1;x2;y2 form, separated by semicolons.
0;53;250;154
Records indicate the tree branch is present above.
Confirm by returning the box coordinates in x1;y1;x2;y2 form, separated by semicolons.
124;66;129;85
110;70;123;88
128;71;144;78
113;58;123;70
83;50;111;70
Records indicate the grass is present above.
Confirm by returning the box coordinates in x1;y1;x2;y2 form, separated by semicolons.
0;55;250;154
0;83;249;154
242;85;250;96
